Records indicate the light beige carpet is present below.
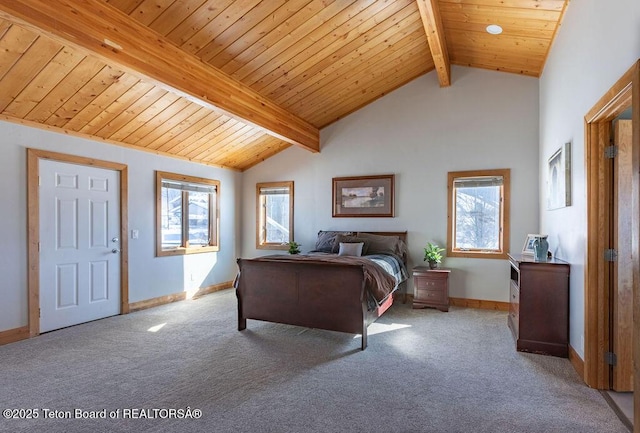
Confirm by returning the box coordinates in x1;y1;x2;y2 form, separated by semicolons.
0;289;628;433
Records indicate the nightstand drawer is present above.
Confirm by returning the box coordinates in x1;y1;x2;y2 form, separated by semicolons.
415;278;446;291
415;287;446;303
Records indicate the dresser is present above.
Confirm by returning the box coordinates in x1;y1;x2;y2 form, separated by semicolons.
508;253;569;357
412;267;450;312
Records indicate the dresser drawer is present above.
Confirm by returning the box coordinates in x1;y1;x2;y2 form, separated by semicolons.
509;281;519;314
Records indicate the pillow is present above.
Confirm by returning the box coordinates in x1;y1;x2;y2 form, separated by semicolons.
338;242;364;256
314;230;353;252
357;232;400;256
395;238;408;261
331;234;370;254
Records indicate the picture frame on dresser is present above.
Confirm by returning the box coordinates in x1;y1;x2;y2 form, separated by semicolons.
521;234;541;256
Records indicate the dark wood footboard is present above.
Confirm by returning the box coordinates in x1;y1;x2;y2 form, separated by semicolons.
236;259;390;350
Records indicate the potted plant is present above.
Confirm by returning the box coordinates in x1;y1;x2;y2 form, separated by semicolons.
424;242;445;269
288;241;301;255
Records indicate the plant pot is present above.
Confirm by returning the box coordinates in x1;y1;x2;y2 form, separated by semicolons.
428;261;438;269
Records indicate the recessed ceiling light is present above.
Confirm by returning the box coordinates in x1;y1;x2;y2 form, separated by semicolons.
486;24;503;35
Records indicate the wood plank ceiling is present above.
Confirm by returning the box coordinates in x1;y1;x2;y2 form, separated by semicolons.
0;0;568;171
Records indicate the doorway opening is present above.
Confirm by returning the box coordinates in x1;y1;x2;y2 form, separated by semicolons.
584;60;639;429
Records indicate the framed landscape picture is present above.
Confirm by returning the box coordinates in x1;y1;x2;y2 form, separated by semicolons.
332;174;394;217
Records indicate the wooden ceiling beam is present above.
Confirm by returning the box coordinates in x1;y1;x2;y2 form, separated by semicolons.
0;0;319;153
416;0;451;87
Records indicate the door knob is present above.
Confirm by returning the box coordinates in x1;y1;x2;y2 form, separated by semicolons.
111;237;119;243
111;249;120;254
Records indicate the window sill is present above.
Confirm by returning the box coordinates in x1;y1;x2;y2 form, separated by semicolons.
447;250;507;260
256;244;289;250
156;246;219;257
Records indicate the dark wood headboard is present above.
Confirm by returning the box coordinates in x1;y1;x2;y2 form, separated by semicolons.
356;231;407;243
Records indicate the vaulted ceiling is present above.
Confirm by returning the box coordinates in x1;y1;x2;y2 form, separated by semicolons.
0;0;568;171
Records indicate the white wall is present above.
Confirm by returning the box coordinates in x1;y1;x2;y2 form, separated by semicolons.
242;66;540;302
539;0;640;359
0;122;241;333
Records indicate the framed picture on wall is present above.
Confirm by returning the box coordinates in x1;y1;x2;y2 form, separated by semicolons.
332;174;395;217
547;142;572;210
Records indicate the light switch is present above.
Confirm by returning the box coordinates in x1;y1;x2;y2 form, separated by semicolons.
131;229;139;239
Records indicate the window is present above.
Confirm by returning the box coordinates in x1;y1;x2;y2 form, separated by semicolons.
256;181;293;249
447;169;510;259
156;171;219;256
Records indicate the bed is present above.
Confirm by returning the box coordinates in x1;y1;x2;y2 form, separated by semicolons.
235;231;408;350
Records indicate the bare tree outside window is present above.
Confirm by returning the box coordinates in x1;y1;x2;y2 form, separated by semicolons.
447;169;510;260
455;185;500;250
256;181;294;250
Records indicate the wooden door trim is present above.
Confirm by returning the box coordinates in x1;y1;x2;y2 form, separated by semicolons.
27;148;129;337
584;60;639;391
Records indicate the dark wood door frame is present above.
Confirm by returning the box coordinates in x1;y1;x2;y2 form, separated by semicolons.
584;59;639;425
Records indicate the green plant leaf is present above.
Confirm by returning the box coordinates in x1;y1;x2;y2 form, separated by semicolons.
423;242;445;263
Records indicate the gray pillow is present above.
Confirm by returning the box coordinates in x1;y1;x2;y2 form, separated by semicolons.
331;234;370;254
315;230;353;253
338;242;364;257
356;232;400;256
395;238;408;260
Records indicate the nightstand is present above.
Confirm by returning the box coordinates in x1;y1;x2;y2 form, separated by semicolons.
412;266;450;312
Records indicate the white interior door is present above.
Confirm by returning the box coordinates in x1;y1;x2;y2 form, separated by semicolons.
39;159;121;332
